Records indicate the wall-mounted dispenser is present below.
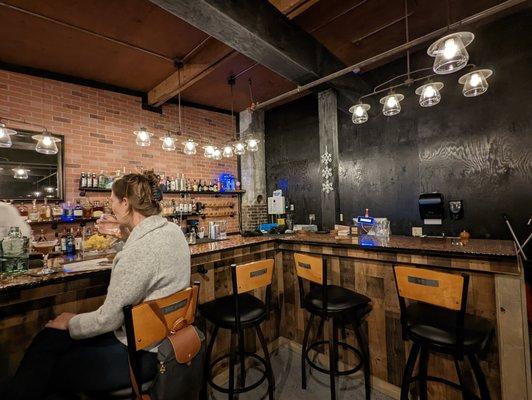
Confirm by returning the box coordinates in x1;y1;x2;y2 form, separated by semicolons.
419;193;444;225
449;200;464;220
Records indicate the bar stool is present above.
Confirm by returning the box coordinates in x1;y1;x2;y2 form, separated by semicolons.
393;265;493;400
294;253;372;400
200;259;275;400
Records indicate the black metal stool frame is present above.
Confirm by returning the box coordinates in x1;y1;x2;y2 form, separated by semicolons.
203;263;275;400
394;266;492;400
298;257;372;400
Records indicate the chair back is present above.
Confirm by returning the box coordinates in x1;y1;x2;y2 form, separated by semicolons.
124;282;200;352
393;265;469;355
293;253;328;317
230;259;275;330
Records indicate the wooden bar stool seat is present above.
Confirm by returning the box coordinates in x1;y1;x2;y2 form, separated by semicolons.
294;253;373;400
200;259;275;400
393;265;493;400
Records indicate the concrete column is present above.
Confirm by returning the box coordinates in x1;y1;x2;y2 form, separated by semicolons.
318;89;339;230
239;109;268;230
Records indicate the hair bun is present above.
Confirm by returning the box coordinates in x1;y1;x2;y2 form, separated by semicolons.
143;170;163;204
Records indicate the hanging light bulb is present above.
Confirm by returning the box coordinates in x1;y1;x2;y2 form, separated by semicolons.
0;123;16;148
379;93;404;116
13;167;29;180
44;186;55;193
222;144;234;158
415;82;444;107
32;130;60;155
160;133;176;151
182;139;197;155
211;147;222;160
134;127;153;147
203;145;215;158
348;103;371;124
458;69;493;97
427;32;474;75
245;135;260;152
233;140;246;155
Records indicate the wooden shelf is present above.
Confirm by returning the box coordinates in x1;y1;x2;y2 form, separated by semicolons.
28;217;97;226
79;187;245;197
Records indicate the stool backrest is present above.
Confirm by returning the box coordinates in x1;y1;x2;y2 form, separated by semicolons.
393;265;469;356
294;253;328;317
235;259;275;294
394;266;466;311
124;282;200;351
230;259;275;330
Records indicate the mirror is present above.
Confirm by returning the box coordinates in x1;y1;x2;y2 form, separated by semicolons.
0;129;64;201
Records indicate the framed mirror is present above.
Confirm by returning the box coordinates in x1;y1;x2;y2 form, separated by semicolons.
0;129;64;201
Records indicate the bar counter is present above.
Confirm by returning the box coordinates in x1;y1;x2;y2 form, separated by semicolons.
1;234;529;399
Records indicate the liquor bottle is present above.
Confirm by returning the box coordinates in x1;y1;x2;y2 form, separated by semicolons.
52;202;63;220
37;229;47;242
92;201;104;218
98;171;107;189
54;231;61;253
17;202;28;218
180;174;186;192
92;172;98;188
81;172;87;188
192;179;198;192
216;178;221;192
236;181;241;191
61;201;75;222
82;200;93;219
60;228;67;253
170;177;176;192
28;199;40;222
40;198;52;221
103;200;111;215
65;228;76;256
74;200;83;219
74;228;83;251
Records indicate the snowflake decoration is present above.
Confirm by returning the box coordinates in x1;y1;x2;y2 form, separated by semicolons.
321;151;332;165
321;166;332;179
322;180;334;194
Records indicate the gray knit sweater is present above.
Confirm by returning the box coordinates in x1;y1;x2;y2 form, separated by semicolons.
68;215;191;348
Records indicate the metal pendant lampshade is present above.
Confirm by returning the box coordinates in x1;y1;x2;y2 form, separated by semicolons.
134;127;153;147
0;123;16;148
182;139;198;155
415;82;444;107
160;133;176;151
13;167;29;180
211;147;222;160
245;135;260;152
458;69;493;97
427;32;474;75
349;103;371;124
32;131;60;154
222;144;234;158
203;145;215;158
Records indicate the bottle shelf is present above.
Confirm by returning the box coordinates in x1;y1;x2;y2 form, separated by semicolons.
28;217;98;226
79;187;245;197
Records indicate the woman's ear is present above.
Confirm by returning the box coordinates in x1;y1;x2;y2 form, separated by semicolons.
121;197;130;213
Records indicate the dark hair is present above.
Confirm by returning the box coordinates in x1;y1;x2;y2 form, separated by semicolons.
111;170;162;217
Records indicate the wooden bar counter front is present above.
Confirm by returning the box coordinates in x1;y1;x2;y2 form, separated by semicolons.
0;234;529;400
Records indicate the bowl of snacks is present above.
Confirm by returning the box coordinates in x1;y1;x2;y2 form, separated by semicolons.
82;233;117;256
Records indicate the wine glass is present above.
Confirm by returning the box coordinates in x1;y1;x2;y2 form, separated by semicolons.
32;240;58;275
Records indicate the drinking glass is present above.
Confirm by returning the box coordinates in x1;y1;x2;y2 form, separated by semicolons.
32;240;58;275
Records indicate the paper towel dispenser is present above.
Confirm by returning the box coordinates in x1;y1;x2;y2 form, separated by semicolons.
419;193;444;225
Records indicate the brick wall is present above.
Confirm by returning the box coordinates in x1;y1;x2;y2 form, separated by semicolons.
241;204;268;231
0;70;240;233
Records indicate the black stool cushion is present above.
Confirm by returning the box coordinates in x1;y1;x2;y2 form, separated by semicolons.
304;285;371;315
406;302;493;352
200;293;266;328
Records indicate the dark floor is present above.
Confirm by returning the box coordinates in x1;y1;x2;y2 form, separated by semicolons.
207;346;394;400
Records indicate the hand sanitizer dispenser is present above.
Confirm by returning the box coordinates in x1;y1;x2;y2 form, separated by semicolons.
419;193;444;225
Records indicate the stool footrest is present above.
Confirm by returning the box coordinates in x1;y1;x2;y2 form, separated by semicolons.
305;340;364;376
208;352;268;394
409;374;482;400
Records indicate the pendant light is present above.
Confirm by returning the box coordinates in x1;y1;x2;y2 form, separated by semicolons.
458;69;493;97
32;130;60;155
13;167;29;180
349;103;370;124
134;127;153;147
0;123;16;148
234;141;246;155
222;144;234;158
428;32;474;75
212;147;222;160
203;145;215;158
380;93;404;116
160;132;176;151
182;139;198;155
245;135;260;152
415;82;444;107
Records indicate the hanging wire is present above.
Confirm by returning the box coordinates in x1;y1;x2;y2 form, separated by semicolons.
229;77;238;139
248;78;256;110
177;65;183;133
404;0;411;80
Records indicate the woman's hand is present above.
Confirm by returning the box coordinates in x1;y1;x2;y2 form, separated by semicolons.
45;312;76;330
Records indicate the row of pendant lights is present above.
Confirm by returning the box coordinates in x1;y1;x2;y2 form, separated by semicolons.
0;123;62;154
349;32;494;124
133;127;259;158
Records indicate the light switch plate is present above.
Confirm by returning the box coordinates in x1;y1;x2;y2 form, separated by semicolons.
412;227;423;237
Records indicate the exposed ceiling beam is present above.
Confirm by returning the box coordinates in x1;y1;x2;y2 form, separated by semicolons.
148;39;236;107
148;0;370;99
269;0;321;19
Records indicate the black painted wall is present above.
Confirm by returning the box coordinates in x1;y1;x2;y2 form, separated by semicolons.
265;10;532;240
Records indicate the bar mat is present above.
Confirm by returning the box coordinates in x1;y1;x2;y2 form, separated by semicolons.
62;258;112;273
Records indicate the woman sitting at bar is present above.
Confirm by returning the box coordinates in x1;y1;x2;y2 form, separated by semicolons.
5;171;191;399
